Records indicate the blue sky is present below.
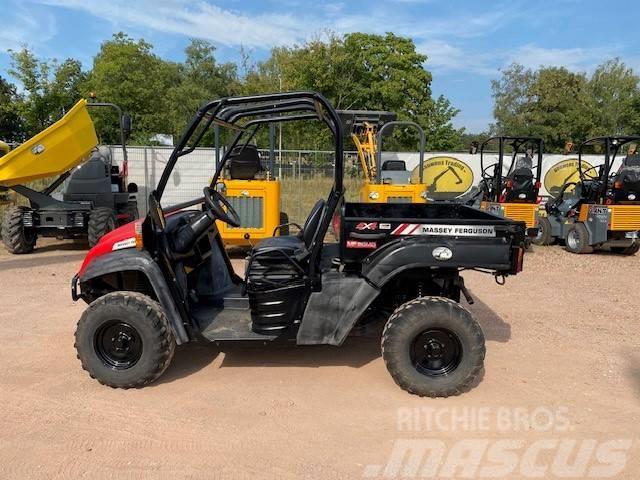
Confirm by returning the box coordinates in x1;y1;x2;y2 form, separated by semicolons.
1;0;638;132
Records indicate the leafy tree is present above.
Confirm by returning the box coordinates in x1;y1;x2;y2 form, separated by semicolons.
243;32;463;152
165;39;240;145
588;58;640;136
83;33;181;144
492;63;593;151
8;47;85;137
0;76;22;142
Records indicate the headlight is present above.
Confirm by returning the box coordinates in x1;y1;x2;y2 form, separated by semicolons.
369;191;379;200
420;191;428;199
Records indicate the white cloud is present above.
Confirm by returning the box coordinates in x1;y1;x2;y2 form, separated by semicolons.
417;40;497;76
34;0;311;47
0;2;57;52
506;44;620;72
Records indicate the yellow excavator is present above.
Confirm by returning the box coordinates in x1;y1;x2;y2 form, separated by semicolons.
339;110;427;203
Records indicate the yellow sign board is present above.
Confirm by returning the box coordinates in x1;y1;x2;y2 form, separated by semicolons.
412;156;474;200
544;158;594;197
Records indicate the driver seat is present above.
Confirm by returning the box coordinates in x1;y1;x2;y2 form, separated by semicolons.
250;199;326;255
503;156;535;202
245;200;326;333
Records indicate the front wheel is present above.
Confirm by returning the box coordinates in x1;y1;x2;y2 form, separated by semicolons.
2;206;36;254
565;222;593;254
75;292;176;388
381;297;485;397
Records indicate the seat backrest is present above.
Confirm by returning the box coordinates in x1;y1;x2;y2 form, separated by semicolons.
302;199;326;247
228;145;263;180
381;160;407;172
623;154;640;168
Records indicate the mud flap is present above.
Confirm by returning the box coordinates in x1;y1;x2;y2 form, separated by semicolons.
297;272;379;346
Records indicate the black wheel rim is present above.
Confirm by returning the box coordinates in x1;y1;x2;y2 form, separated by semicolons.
410;328;462;377
94;320;143;370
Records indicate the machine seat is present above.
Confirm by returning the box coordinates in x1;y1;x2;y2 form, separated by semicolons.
227;145;263;180
253;234;305;252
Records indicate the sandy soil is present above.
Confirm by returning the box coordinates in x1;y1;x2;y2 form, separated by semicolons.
0;238;638;479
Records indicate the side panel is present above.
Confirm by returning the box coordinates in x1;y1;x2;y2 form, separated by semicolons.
78;249;190;344
362;237;514;287
297;272;379;346
581;205;610;244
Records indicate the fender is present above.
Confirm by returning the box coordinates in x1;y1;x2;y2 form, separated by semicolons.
75;249;190;344
362;236;514;287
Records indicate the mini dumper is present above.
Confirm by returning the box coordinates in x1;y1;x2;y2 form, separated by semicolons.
71;92;527;397
476;136;543;241
535;136;640;254
0;100;137;253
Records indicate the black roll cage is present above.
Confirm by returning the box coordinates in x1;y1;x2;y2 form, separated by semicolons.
479;136;543;202
155;91;345;282
577;135;640;204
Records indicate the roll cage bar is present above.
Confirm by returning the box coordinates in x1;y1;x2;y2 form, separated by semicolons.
157;92;344;198
479;136;543;202
154;91;345;283
577;135;640;204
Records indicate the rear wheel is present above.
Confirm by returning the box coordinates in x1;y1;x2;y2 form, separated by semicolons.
381;297;485;397
532;217;553;246
565;222;593;254
88;207;116;247
75;292;175;388
611;243;640;255
1;206;36;254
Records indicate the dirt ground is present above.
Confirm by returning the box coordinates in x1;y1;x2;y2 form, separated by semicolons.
0;238;638;479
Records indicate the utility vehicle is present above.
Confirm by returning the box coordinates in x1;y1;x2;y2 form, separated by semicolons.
535;136;640;254
214;123;288;247
71;92;527;397
0;100;137;253
339;110;428;203
476;136;543;239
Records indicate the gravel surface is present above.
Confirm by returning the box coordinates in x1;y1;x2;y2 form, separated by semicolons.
0;238;638;479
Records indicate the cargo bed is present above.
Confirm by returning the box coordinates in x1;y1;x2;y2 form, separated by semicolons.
339;202;527;275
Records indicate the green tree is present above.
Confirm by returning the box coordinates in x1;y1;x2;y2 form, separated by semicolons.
492;63;593;151
83;33;181;144
243;32;463;151
8;47;86;137
588;58;640;136
0;76;23;142
165;39;239;144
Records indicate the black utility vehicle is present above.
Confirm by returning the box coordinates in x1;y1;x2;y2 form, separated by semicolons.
72;92;526;397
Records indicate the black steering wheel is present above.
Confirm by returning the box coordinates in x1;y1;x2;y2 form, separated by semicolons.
203;187;241;227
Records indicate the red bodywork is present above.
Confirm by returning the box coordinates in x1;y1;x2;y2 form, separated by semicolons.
78;220;140;276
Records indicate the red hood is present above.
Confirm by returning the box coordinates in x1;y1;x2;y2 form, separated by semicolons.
78;220;141;276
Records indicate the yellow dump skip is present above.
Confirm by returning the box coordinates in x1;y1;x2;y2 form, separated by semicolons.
0;99;98;187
